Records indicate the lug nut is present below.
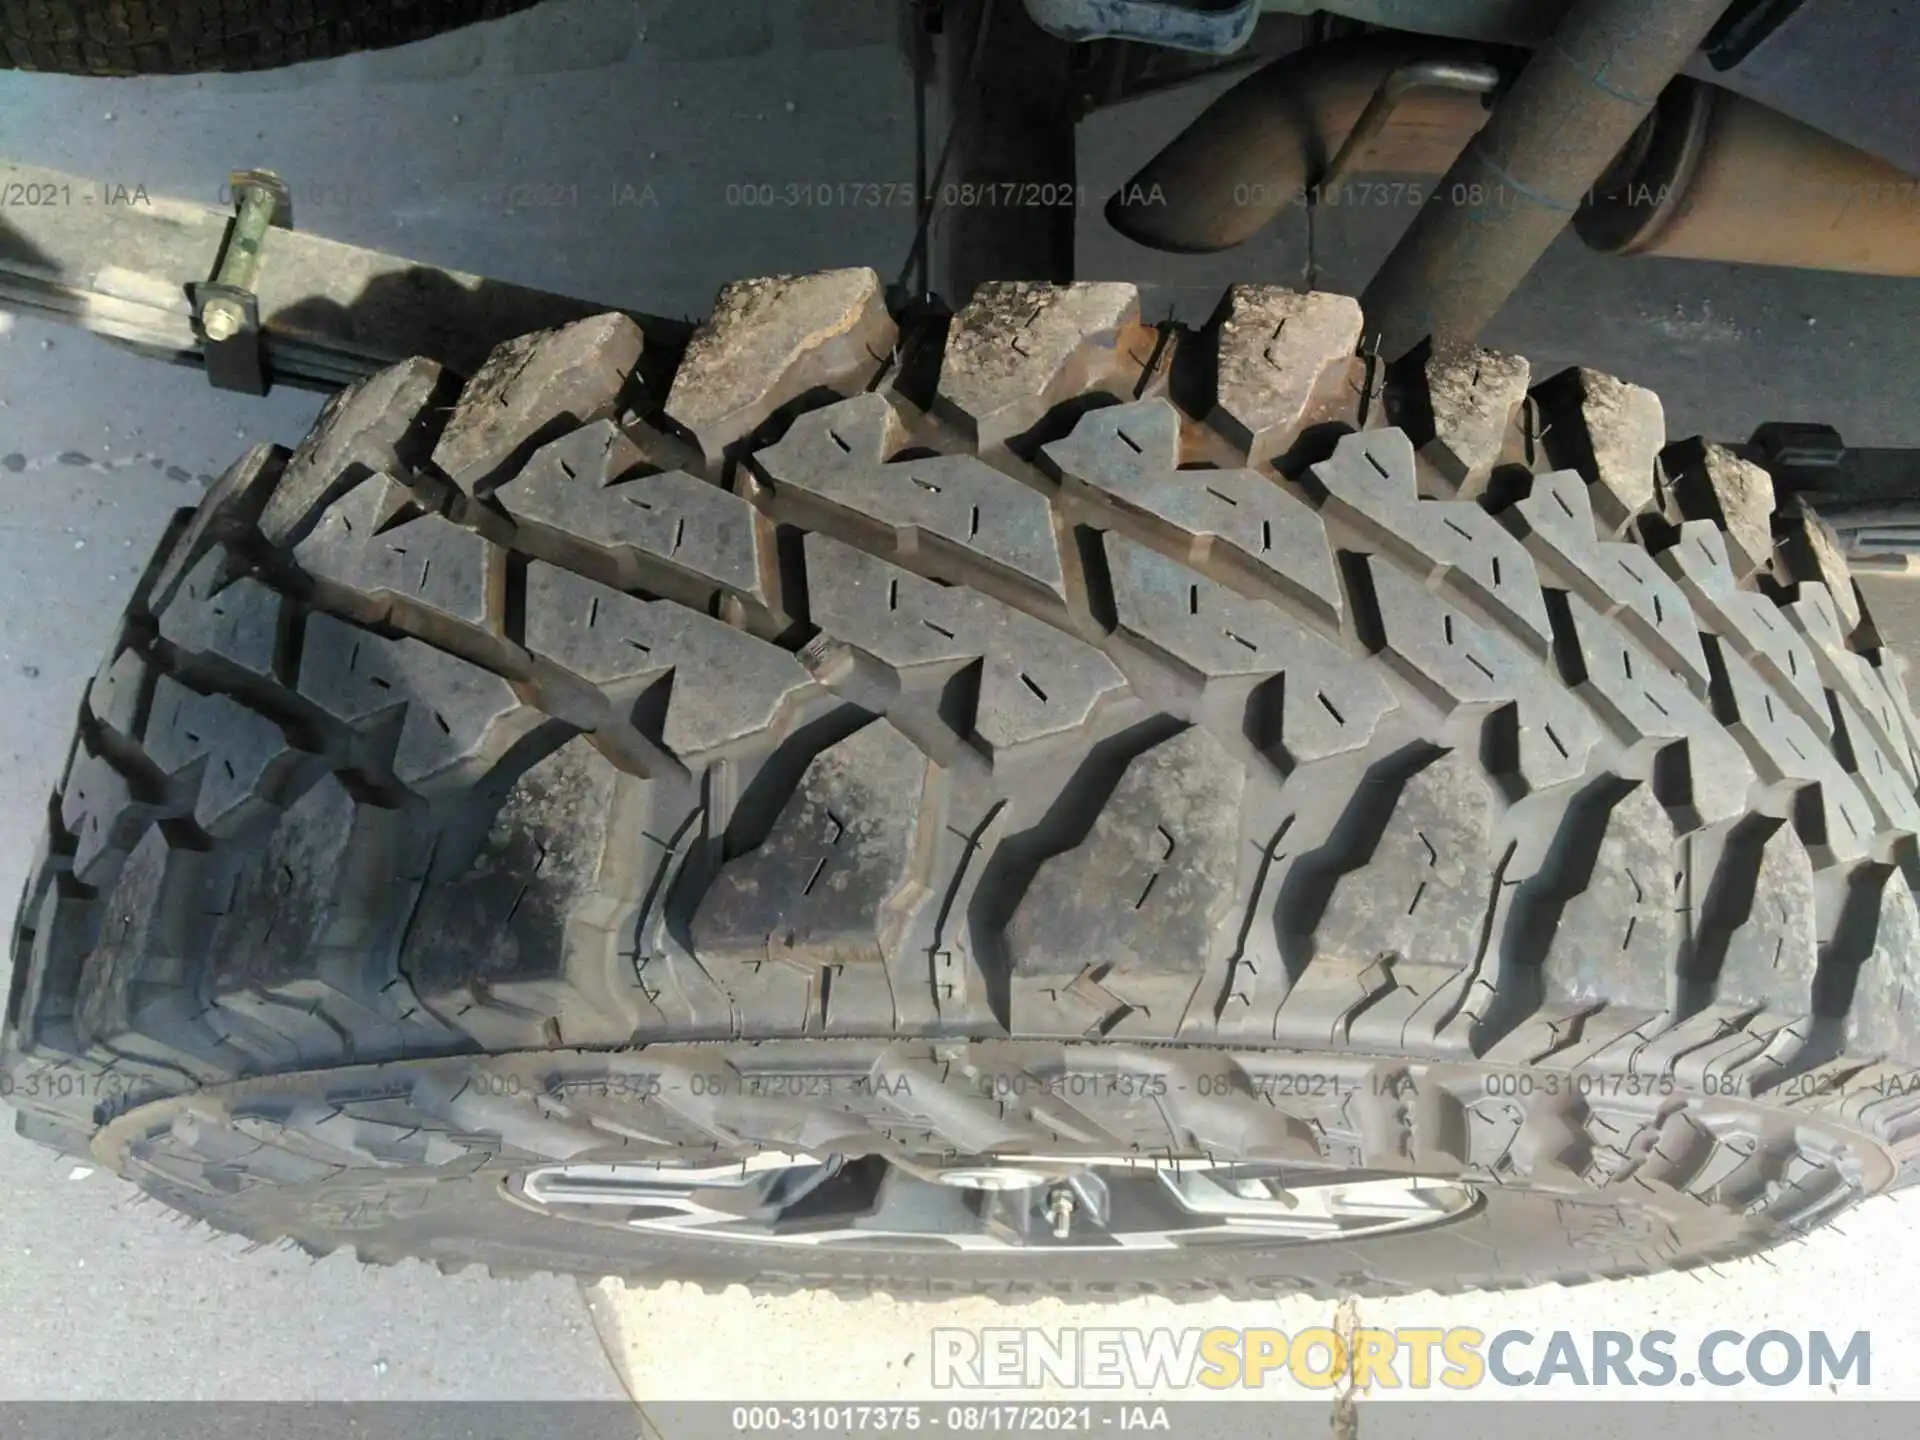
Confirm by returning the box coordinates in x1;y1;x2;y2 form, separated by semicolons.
1045;1185;1076;1240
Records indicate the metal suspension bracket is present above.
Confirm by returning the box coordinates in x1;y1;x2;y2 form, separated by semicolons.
190;170;293;395
0;159;679;394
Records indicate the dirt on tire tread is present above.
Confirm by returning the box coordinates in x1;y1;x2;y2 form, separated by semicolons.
9;273;1920;1299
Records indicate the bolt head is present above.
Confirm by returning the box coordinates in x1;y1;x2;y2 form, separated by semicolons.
201;301;244;342
1044;1184;1077;1239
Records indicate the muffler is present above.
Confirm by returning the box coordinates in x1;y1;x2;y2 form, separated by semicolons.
1577;77;1920;277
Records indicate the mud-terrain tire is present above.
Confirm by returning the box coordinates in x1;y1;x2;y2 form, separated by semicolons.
8;272;1920;1299
0;0;540;75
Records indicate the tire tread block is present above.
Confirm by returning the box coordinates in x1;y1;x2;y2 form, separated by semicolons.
1541;784;1681;1013
1365;558;1598;790
1045;398;1341;625
404;739;657;1048
259;356;450;548
1665;438;1776;581
146;677;310;836
1510;468;1708;687
1313;749;1501;983
691;720;929;977
1783;585;1920;790
666;267;897;464
1531;366;1665;534
1560;592;1753;826
1416;343;1529;496
1695;817;1819;1016
1779;499;1861;632
757;394;1067;607
1210;286;1362;466
432;312;643;497
156;553;282;680
1314;429;1552;654
203;776;460;1066
524;562;813;758
937;281;1142;449
1107;538;1392;764
295;487;489;631
1659;520;1828;733
1838;868;1920;1060
297;614;539;794
1007;727;1244;1037
73;828;231;1081
1712;640;1874;864
499;420;771;610
805;534;1124;759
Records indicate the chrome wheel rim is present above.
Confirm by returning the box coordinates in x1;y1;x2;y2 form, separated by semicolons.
508;1153;1480;1251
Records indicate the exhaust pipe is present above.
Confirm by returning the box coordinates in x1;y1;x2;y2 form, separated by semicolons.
1108;41;1920;278
1359;0;1733;355
1104;38;1510;254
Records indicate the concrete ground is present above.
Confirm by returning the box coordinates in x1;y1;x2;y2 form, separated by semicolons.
593;1185;1920;1400
1;0;1918;1411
